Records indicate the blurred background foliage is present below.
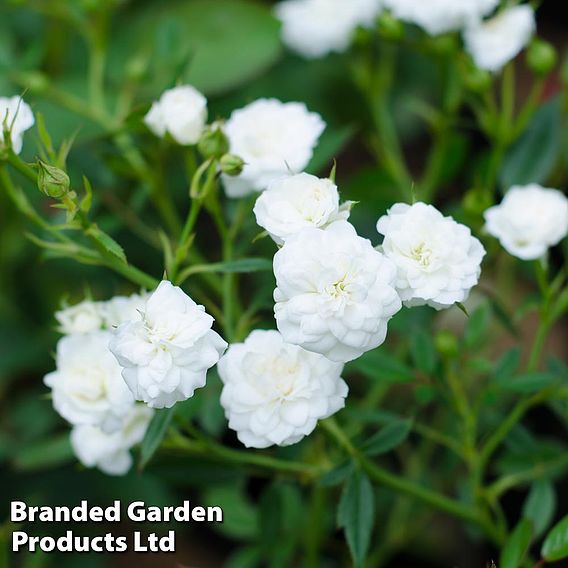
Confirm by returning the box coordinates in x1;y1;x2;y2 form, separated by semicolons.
1;1;568;567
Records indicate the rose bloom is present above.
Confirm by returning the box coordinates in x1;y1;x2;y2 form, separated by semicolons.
144;85;207;145
273;221;401;363
109;281;227;409
377;202;486;309
218;330;348;448
44;332;135;433
275;0;382;58
383;0;499;35
253;173;350;245
71;405;153;476
55;299;105;335
100;292;147;329
222;98;325;198
464;5;535;72
0;95;34;154
484;184;568;260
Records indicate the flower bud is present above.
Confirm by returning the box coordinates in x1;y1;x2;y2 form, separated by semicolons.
198;122;229;159
125;55;148;82
527;39;557;76
220;153;245;177
434;330;459;359
430;35;458;56
463;66;492;94
37;161;70;198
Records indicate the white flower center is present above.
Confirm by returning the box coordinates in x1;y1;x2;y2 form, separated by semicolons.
326;275;352;299
409;242;434;267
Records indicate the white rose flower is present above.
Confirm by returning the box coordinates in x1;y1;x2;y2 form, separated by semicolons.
484;184;568;260
0;96;34;154
383;0;499;35
223;98;325;198
144;85;207;145
44;332;135;433
463;5;536;72
218;330;348;448
377;202;486;309
70;405;153;476
109;281;227;409
275;0;382;58
253;173;350;245
100;292;148;329
274;221;401;363
55;299;104;335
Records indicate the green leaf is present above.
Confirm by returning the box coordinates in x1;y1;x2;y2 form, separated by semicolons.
337;470;375;568
500;96;562;188
464;302;492;348
348;350;415;383
308;125;356;174
115;0;282;96
494;348;521;381
542;514;568;562
523;480;556;538
181;258;272;281
225;546;262;568
139;407;176;469
204;484;258;540
80;176;93;214
498;372;558;393
410;330;437;375
499;518;532;568
318;460;354;487
363;418;413;456
36;112;55;159
86;225;127;263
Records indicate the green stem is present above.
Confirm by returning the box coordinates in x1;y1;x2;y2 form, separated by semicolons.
477;390;552;476
320;418;484;527
527;316;551;372
358;42;413;198
486;454;568;501
164;431;323;477
87;17;107;111
527;259;553;371
113;132;182;235
446;365;476;464
303;486;326;568
6;151;36;182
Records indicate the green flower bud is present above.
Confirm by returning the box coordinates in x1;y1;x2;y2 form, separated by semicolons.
220;154;245;177
527;39;557;76
37;160;70;198
430;35;458;56
378;12;403;41
463;66;492;94
125;55;148;82
198;123;229;159
434;330;459;359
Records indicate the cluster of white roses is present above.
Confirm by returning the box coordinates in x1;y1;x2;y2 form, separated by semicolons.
144;85;325;199
45;293;154;476
274;0;536;72
37;24;565;471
